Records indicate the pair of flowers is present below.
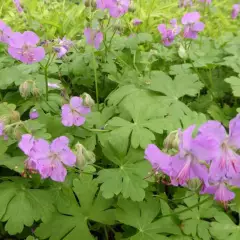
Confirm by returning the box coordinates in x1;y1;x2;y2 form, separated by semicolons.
96;0;130;18
158;12;205;46
145;114;240;204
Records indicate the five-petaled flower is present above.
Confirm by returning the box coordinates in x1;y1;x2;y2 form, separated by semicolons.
84;28;103;49
8;31;45;64
181;12;205;39
19;134;76;182
61;96;91;127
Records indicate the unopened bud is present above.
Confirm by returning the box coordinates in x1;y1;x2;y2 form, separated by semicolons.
84;0;96;7
187;178;202;191
82;93;95;107
10;111;20;122
29;109;39;120
75;143;96;169
19;80;35;99
163;130;179;150
178;44;188;60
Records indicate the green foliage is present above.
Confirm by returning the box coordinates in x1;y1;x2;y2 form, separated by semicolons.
35;174;115;240
0;0;240;239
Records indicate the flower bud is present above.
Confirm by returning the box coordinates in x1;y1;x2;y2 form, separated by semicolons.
10;111;20;122
75;143;96;169
163;130;179;150
84;0;96;7
178;44;188;60
19;80;35;99
82;93;95;107
187;178;202;191
29;109;39;120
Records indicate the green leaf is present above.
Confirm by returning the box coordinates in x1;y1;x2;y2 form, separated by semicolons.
0;155;25;173
175;194;219;240
107;87;173;148
210;212;240;239
36;174;115;240
148;71;203;99
97;141;151;201
0;181;55;235
116;197;181;240
225;76;240;97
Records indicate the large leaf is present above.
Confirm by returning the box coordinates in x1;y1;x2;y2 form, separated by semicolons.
0;181;55;235
97;139;151;202
175;193;220;240
35;174;115;240
210;212;240;239
116;197;181;240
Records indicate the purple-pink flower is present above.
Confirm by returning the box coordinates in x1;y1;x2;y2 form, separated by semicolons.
170;125;216;186
145;144;171;175
157;19;180;46
84;28;103;49
201;180;235;205
29;109;39;120
181;12;205;39
61;96;91;127
53;37;73;58
13;0;23;13
198;116;240;181
19;134;76;182
132;18;143;26
0;20;12;44
96;0;110;9
0;122;4;136
199;0;211;4
8;31;45;64
107;0;130;18
145;114;240;205
232;4;240;19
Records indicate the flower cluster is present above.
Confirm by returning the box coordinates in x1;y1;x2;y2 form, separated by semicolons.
158;12;204;46
145;114;240;205
19;134;76;182
0;20;45;64
96;0;130;18
61;96;91;127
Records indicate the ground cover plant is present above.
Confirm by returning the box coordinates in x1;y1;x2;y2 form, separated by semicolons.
1;0;240;239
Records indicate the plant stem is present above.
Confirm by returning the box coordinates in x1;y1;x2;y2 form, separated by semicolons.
44;65;49;101
160;196;212;219
92;51;99;110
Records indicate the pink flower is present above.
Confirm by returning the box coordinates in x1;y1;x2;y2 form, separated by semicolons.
0;20;12;44
13;0;23;13
232;4;240;19
19;135;76;182
84;28;103;49
181;12;205;39
8;31;45;64
29;109;39;119
61;96;91;127
132;18;143;26
106;0;130;18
